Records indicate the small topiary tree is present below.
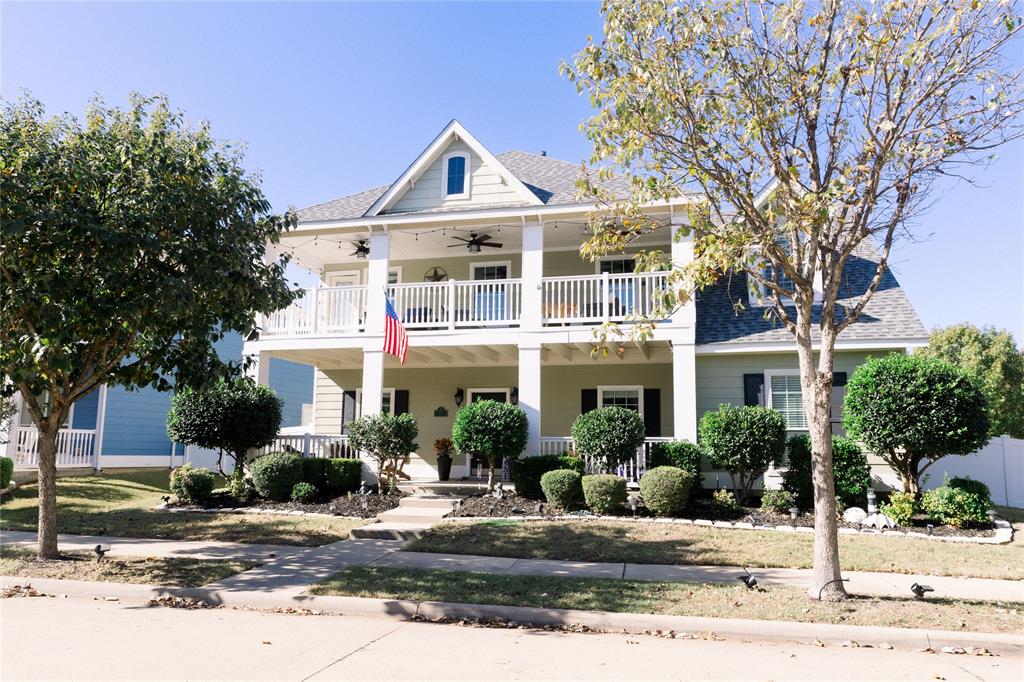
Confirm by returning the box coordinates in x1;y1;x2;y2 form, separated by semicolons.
782;435;871;510
452;400;528;492
510;453;585;500
639;466;693;516
348;413;418;493
169;463;216;506
167;378;283;485
540;469;584;509
582;474;628;514
843;354;991;494
571;407;646;473
249;451;303;502
649;440;702;482
700;404;786;504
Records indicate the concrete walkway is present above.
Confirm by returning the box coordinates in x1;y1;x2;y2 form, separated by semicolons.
369;550;1024;602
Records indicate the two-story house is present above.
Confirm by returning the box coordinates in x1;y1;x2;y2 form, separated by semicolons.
245;120;927;484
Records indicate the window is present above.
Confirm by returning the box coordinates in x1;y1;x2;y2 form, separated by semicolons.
597;385;644;417
598;257;636;275
442;153;470;199
355;388;396;417
471;262;509;281
388;267;402;285
19;393;71;428
766;372;806;430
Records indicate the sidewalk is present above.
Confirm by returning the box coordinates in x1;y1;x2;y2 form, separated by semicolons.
1;530;301;562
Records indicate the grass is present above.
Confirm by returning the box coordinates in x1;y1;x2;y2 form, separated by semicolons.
407;519;1024;580
312;565;1023;634
0;545;257;587
0;470;363;546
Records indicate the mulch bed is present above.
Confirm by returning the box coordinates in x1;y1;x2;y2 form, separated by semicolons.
169;490;407;519
448;494;996;537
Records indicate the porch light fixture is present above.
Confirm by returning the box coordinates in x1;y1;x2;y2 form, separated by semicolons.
510;387;519;405
453;388;465;407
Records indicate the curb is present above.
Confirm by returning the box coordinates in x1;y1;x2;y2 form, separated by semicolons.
4;575;1021;656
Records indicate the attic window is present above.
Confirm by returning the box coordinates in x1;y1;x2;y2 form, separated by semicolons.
443;153;470;199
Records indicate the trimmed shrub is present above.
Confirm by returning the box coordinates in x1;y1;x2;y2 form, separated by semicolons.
712;488;739;512
571;407;646;473
250;451;304;502
760;489;797;514
921;485;990;528
169;463;216;505
582;474;628;514
540;469;583;509
700;404;786;504
452;400;528;491
229;474;255;503
325;458;363;495
782;435;872;510
0;456;13;488
511;454;585;500
947;477;992;505
639;466;693;516
880;491;916;526
291;481;318;503
302;458;327;491
649;440;702;481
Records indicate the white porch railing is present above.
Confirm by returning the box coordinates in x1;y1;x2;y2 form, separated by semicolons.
259;433;356;459
538;436;674;481
13;427;97;470
263;286;367;336
541;271;670;325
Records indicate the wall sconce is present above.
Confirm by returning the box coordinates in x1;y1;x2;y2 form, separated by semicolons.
510;386;519;405
453;388;465;407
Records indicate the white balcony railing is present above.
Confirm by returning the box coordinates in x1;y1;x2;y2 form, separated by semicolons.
13;427;97;470
541;271;670;325
539;435;674;481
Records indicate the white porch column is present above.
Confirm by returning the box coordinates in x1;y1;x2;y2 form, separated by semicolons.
364;231;391;334
94;384;107;471
518;343;542;457
671;340;698;442
360;348;385;417
520;221;544;331
670;216;696;329
245;351;271;385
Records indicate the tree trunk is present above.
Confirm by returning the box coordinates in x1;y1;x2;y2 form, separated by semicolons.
36;426;60;560
487;457;496;493
796;324;847;601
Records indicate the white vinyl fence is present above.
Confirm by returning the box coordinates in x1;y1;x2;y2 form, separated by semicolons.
920;435;1023;508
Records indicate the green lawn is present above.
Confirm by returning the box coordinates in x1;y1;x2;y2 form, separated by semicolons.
312;566;1022;633
0;545;256;587
407;519;1024;580
0;470;363;546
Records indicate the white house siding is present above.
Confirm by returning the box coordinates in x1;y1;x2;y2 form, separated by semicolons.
389;140;524;214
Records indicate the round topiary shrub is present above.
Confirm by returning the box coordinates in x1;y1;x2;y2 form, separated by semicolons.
781;434;872;510
571;407;646;473
540;469;583;509
452;400;528;491
880;491;916;526
290;481;318;503
649;440;703;481
760;489;797;514
511;454;585;500
700;404;786;504
581;474;627;514
169;463;216;505
250;451;304;502
921;484;990;528
639;466;693;516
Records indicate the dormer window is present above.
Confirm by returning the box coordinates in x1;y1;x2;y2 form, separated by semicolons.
442;152;470;199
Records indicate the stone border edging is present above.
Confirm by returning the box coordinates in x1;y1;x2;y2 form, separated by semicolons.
3;575;1020;656
442;514;1014;545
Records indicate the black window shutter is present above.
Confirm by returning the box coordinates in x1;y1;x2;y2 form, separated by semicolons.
832;372;847;387
643;388;661;437
743;374;765;407
394;390;410;415
581;389;597;414
341;390;357;432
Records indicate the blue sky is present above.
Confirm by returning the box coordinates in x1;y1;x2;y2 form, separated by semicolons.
4;1;1022;342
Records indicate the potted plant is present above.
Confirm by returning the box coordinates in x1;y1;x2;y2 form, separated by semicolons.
434;438;454;481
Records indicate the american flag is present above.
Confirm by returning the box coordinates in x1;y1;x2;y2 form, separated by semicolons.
383;297;409;364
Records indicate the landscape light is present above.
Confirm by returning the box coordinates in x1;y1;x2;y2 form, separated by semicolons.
910;583;934;599
737;568;758;590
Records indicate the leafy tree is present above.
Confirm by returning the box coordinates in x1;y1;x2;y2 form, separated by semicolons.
843;354;990;494
563;0;1023;599
166;379;283;481
916;324;1024;438
699;405;787;504
0;94;296;558
348;413;419;493
451;400;528;491
570;406;646;473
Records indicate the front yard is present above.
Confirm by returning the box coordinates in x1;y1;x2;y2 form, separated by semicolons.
0;470;364;546
407;519;1024;580
312;565;1023;633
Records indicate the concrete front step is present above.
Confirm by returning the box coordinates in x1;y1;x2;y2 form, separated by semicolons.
350;523;430;541
376;507;451;525
397;497;462;511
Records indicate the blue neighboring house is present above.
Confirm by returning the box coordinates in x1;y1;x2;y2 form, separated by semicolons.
6;334;313;471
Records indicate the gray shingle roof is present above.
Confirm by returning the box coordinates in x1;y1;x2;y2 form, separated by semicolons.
696;241;926;345
295;151;633;223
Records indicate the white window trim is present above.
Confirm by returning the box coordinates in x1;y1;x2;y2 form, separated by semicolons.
470;260;512;280
465;387;511;404
597;384;644;417
355;387;396;417
763;369;807;431
441;151;471;200
327;270;361;287
594;254;636;275
19;394;75;429
388;266;402;284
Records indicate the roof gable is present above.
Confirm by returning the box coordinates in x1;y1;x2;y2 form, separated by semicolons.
363;120;543;217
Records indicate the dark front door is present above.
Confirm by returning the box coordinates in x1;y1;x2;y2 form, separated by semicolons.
467;390;509;478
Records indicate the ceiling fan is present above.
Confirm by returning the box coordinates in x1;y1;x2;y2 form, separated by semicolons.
350;240;369;259
448;232;503;253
